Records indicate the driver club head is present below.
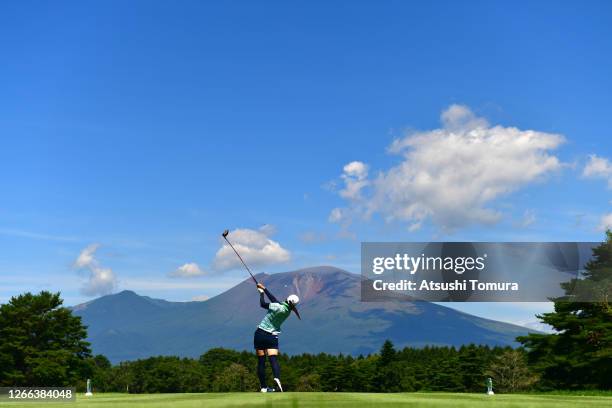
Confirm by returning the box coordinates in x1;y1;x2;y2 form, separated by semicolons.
222;229;229;238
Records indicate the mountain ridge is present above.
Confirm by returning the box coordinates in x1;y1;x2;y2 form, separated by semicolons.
72;266;535;363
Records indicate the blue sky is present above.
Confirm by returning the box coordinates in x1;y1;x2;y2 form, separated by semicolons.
1;0;611;328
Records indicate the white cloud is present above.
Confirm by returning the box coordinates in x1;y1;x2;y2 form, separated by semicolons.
81;267;115;297
328;207;346;223
407;221;422;232
441;104;489;131
598;213;612;231
339;161;369;200
331;105;564;231
213;225;290;271
328;207;355;237
191;294;210;302
583;154;612;188
73;244;117;297
74;244;99;268
169;262;206;278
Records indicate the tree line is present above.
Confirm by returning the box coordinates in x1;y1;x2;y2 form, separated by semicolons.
1;232;611;392
82;342;535;394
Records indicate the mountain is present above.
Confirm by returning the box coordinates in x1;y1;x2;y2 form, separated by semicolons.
72;266;535;363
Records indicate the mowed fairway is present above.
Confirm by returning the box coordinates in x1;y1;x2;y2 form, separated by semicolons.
2;393;611;408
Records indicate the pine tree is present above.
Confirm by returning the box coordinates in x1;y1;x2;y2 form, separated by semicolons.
374;340;402;392
518;231;612;389
458;344;486;392
379;340;396;365
0;291;91;386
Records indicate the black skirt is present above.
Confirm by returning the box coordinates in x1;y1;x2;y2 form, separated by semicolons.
253;328;279;350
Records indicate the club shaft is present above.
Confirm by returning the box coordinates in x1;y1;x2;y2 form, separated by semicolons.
223;236;258;284
222;231;301;320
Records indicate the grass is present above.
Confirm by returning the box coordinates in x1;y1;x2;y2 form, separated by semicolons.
1;392;612;408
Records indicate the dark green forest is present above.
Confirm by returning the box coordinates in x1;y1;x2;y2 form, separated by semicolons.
83;342;537;394
1;232;610;393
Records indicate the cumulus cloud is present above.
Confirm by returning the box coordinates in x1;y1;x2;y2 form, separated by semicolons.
213;225;290;271
339;161;369;200
441;104;489;131
583;155;612;188
330;104;564;231
598;213;612;231
74;244;99;268
74;244;117;296
169;262;206;278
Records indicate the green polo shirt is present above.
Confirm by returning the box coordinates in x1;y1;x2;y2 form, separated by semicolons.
258;302;291;334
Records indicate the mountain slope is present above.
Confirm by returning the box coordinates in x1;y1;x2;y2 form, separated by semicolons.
72;266;534;363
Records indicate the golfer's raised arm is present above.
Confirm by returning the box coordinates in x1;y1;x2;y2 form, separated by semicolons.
257;283;270;309
259;292;269;309
264;287;278;303
257;283;278;305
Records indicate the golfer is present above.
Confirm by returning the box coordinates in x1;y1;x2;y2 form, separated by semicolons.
254;282;299;392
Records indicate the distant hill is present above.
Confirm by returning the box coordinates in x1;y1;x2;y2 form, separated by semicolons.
72;266;535;363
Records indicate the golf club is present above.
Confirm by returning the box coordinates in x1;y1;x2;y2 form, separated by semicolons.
222;229;258;285
221;229;301;320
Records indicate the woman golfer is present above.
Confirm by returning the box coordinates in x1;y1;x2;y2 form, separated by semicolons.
254;282;299;392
